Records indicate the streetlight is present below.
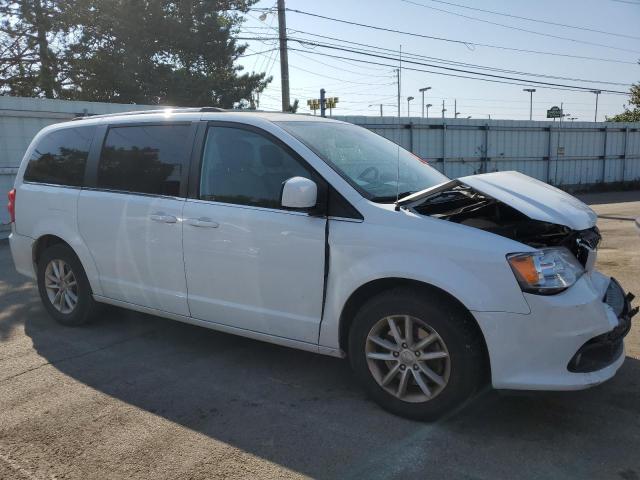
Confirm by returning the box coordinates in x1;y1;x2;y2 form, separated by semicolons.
419;86;431;118
591;90;602;122
369;104;383;117
425;103;433;118
523;88;536;120
407;96;414;118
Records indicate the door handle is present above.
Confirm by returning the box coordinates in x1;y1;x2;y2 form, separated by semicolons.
186;217;219;228
150;213;177;223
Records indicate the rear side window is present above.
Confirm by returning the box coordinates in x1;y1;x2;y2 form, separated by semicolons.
97;124;190;196
23;126;95;186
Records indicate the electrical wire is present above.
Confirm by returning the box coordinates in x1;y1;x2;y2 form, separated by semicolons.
286;47;630;95
237;36;631;93
281;32;632;86
400;0;640;41
398;0;640;53
283;8;638;64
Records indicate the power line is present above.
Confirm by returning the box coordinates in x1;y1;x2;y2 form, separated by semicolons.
398;0;640;53
283;8;638;64
282;32;631;86
400;0;640;41
286;46;630;95
238;36;631;92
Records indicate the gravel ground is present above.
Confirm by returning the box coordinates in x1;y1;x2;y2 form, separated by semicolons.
0;190;638;480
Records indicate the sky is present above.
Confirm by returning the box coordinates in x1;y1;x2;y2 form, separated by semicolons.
235;0;640;120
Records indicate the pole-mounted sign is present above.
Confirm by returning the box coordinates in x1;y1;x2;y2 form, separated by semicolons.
307;95;339;116
547;106;563;119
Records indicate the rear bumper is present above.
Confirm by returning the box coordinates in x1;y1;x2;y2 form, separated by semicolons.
9;229;35;279
473;270;634;391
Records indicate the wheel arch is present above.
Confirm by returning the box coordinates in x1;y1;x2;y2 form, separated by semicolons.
338;277;491;381
32;234;101;295
32;234;70;265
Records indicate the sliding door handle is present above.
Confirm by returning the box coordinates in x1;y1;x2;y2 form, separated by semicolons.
150;213;177;223
186;217;219;228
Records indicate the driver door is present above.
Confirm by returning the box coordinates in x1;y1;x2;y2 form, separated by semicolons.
182;123;327;343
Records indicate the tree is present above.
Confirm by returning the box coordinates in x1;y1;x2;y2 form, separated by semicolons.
607;82;640;122
0;0;270;107
63;0;270;106
0;0;65;97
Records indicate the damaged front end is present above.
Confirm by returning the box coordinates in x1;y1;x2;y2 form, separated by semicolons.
403;181;600;269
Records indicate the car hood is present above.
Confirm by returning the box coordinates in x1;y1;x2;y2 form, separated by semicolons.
398;171;597;231
457;171;597;230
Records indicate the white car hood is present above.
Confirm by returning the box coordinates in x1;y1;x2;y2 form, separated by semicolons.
458;171;597;230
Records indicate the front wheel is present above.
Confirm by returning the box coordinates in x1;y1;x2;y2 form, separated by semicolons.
349;287;486;421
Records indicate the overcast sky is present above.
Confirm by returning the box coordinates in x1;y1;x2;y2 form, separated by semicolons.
236;0;640;120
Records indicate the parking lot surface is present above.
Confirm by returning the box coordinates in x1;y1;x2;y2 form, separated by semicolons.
0;191;638;480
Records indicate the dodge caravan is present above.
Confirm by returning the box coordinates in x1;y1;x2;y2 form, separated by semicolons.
8;109;636;420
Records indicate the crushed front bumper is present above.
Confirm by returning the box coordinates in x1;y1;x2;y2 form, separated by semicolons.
568;278;637;373
473;270;636;391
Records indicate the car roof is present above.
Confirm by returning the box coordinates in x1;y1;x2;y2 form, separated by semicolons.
60;109;343;128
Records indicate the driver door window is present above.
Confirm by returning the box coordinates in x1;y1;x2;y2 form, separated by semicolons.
200;126;314;209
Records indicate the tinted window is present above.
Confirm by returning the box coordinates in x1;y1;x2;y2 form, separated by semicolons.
24;126;95;186
97;124;190;196
200;126;314;209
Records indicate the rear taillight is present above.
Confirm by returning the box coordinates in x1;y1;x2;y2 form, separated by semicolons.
7;188;15;223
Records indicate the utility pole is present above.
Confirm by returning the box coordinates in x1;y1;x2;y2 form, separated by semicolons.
277;0;290;112
441;100;446;119
426;103;432;118
591;90;601;122
454;99;457;118
320;88;326;117
523;88;536;121
419;86;431;118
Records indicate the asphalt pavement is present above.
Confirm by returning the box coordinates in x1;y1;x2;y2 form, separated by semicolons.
0;190;638;480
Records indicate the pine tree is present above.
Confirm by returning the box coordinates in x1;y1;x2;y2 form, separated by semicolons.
63;0;270;106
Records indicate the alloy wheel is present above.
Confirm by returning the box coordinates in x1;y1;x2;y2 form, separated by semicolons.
365;315;451;403
44;259;78;314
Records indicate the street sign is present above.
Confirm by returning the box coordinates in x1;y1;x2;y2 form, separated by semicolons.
547;106;563;118
307;96;339;114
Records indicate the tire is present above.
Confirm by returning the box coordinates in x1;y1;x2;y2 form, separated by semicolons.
348;287;485;421
36;243;97;326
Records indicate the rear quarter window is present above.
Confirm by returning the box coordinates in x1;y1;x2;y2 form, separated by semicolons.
23;126;96;187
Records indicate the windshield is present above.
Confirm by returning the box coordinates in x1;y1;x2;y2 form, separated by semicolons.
277;121;449;202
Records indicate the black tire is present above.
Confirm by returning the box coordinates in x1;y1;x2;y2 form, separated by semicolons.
36;243;97;326
348;287;485;421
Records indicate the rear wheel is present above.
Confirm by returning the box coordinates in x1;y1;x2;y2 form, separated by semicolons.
349;287;485;420
37;244;97;326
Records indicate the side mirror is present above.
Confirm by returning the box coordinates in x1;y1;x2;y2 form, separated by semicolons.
281;176;317;209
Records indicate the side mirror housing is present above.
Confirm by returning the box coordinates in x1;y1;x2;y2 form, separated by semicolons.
281;176;317;210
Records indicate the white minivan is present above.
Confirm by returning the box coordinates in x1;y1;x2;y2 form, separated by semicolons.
8;109;636;420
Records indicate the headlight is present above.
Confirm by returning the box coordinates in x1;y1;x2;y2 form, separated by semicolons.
507;247;584;295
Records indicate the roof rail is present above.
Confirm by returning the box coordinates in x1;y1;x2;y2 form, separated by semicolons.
72;106;226;121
